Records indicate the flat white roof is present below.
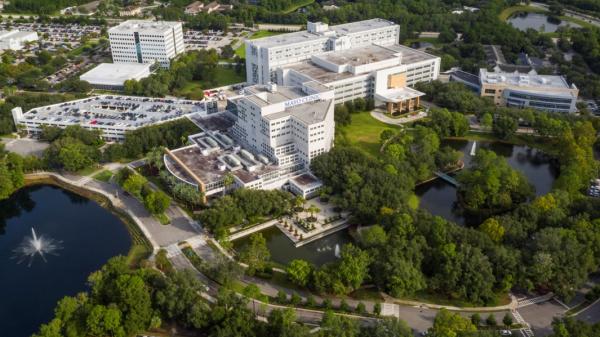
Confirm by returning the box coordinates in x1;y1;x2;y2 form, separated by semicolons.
109;20;180;35
249;18;396;48
0;30;37;40
480;68;572;90
80;63;152;86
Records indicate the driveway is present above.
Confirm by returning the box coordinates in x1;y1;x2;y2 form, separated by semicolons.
519;300;566;336
2;138;49;157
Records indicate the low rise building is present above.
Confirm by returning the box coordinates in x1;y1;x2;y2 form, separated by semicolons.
184;1;204;15
479;67;579;113
204;1;233;13
80;63;153;90
164;82;334;199
119;6;142;17
12;95;213;141
0;30;38;50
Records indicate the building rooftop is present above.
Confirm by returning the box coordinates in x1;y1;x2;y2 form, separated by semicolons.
0;30;37;40
316;44;399;67
80;63;152;86
108;20;180;34
286;44;438;84
267;99;333;124
249;18;396;48
480;67;573;90
21;95;206;130
167;135;279;186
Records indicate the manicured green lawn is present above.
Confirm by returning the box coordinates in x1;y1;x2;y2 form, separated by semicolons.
92;170;113;182
403;37;442;48
174;66;245;97
235;45;246;58
499;5;546;21
250;30;285;39
336;111;402;158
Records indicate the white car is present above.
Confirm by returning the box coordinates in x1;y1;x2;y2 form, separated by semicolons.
500;330;512;336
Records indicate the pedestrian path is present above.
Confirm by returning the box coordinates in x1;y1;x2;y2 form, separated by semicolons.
517;293;554;308
513;310;534;337
164;243;182;258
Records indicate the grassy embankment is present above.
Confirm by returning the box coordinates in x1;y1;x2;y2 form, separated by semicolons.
24;174;153;266
499;5;596;29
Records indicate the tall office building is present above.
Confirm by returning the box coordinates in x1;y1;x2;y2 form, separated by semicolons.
246;19;400;84
108;20;185;68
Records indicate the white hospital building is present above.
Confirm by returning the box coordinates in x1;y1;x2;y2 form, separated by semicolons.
247;19;440;116
108;20;185;68
164;82;334;200
246;19;400;85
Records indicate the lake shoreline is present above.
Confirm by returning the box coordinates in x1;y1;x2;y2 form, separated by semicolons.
23;173;153;265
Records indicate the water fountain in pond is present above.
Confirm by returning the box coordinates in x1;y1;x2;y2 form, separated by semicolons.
13;228;62;266
334;244;341;258
470;141;477;156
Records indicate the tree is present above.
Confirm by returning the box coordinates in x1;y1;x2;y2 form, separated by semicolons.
266;308;310;337
122;174;147;199
493;115;518;140
481;113;493;129
471;313;481;327
457;149;534;212
429;308;476;337
479;218;505;243
503;313;513;327
143;190;171;215
486;314;497;327
318;310;359;337
333;244;371;294
223;172;235;195
239;233;270;275
373;302;382;316
366;317;412;337
286;259;313;287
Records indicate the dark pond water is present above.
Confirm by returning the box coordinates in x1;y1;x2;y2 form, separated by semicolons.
416;140;559;226
0;185;131;337
232;226;352;267
508;12;580;32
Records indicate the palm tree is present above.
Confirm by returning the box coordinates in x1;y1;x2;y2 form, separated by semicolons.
294;195;305;212
308;204;320;220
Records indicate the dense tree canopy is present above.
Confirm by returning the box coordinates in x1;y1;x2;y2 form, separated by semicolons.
457;149;534;212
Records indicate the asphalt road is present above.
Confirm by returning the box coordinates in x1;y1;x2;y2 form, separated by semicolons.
576;299;600;325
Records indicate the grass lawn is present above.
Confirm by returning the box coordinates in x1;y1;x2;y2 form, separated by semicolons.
126;244;152;267
92;170;113;182
250;30;286;39
235;44;246;58
235;30;286;60
174;66;245;97
499;5;546;21
77;165;102;177
403;37;442;48
336;111;402;158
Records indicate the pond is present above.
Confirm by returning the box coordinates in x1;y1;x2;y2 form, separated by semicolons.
0;185;132;337
232;226;352;267
508;12;580;32
416;140;559;226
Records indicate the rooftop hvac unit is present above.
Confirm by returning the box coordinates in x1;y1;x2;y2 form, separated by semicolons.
239;149;255;161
